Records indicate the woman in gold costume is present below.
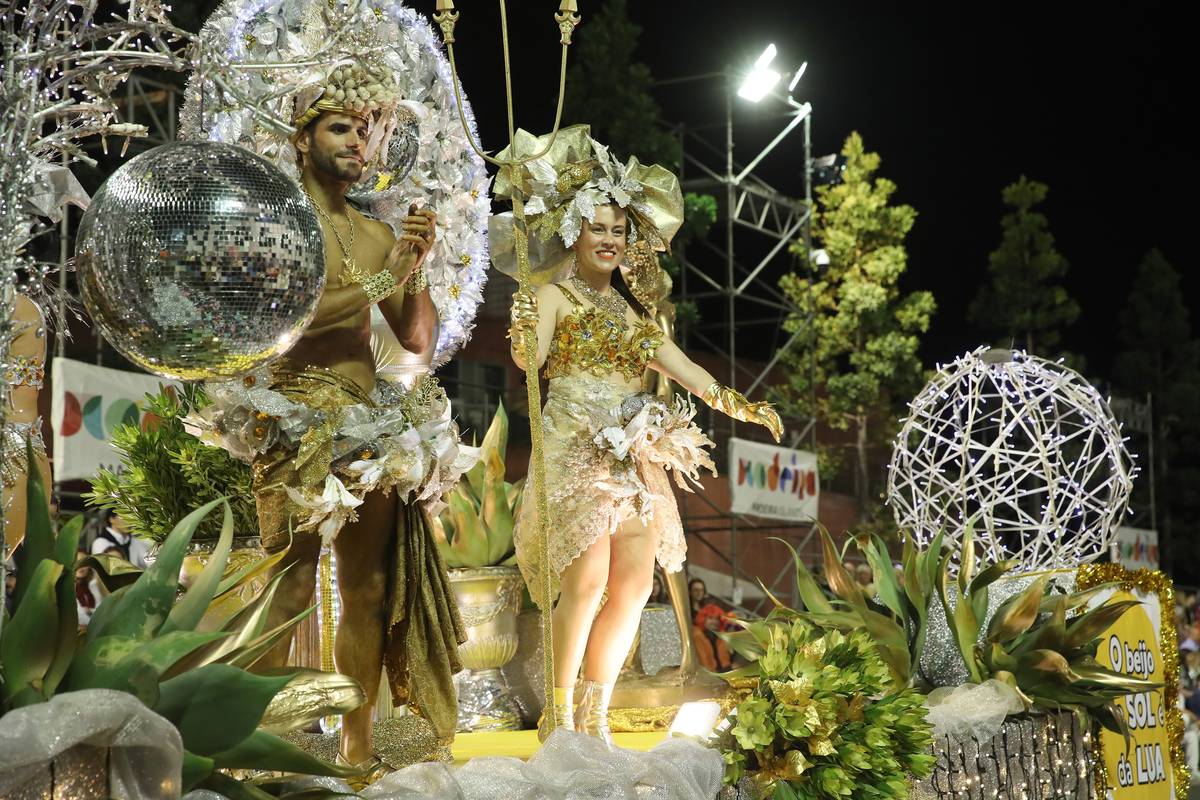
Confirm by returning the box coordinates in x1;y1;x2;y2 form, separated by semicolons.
492;127;782;743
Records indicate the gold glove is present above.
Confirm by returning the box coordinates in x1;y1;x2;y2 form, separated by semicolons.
702;381;783;442
507;288;539;342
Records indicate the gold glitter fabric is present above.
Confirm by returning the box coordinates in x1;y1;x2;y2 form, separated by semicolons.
244;367;465;744
1;420;45;492
543;284;664;383
383;501;467;744
196;362;470;547
1076;564;1188;800
250;367;375;551
514;373;716;610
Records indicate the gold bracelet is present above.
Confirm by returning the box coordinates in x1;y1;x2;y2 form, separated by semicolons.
405;265;428;295
361;269;398;304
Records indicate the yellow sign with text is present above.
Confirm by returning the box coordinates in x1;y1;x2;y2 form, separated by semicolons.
1095;589;1173;800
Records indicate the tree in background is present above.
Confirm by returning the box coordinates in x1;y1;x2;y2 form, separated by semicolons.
563;0;715;332
563;0;680;170
1112;249;1200;578
968;176;1079;356
776;133;935;514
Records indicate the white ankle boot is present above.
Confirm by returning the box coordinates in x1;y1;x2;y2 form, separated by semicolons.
573;679;614;746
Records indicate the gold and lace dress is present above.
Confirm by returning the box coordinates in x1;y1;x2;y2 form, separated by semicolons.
514;283;715;608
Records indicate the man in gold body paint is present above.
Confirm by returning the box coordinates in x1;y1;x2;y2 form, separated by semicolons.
249;69;465;773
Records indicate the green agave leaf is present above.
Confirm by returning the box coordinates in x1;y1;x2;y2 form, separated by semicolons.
44;515;86;696
198;771;276;800
69;631;231;702
818;526;865;611
210;729;356;776
155;663;293;756
864;534;909;623
1064;599;1144;650
482;480;515;565
1070;660;1162;692
986;575;1048;644
161;502;234;635
13;445;55;607
921;530;945;597
1015;648;1074;683
75;553;143;592
967;559;1017;596
181;751;216;791
478;400;509;489
969;582;989;635
1051;582;1120;615
987;643;1018;672
772;536;832;615
957;521;977;596
218;605;317;672
85;585;132;644
166;570;291;675
94;498;226;641
937;552;983;683
756;578;788;610
900;535;930;654
1091;701;1132;750
215;542;289;599
446;491;488;568
0;559;63;704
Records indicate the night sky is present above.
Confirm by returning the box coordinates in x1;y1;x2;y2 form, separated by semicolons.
443;1;1195;378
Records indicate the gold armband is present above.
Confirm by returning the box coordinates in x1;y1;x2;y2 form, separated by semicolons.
405;265;428;295
702;381;783;442
360;269;398;304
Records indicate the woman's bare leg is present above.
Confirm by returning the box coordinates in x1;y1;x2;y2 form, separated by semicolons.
551;534;611;688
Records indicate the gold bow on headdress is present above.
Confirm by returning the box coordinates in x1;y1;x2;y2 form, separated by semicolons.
489;125;684;286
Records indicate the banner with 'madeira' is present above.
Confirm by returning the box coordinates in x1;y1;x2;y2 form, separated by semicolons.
728;437;819;523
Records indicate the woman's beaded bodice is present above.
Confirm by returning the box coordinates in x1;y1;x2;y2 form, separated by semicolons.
543;284;664;382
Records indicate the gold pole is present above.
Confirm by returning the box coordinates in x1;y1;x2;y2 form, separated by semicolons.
432;0;580;734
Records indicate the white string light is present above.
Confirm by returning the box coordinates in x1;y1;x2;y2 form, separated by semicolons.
887;347;1136;572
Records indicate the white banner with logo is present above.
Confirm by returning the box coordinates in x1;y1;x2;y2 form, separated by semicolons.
728;437;819;522
50;358;177;482
1112;526;1159;570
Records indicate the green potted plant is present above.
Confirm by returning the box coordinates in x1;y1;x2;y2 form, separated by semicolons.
85;383;258;547
1;449;362;798
715;617;935;800
85;384;263;622
433;401;525;732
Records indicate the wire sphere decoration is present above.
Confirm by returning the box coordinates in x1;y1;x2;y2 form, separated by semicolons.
75;141;325;380
886;347;1136;572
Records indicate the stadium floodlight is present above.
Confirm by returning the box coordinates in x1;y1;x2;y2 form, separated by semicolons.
737;43;781;102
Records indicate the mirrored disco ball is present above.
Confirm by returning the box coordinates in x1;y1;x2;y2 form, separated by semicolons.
349;108;420;201
76;141;325;380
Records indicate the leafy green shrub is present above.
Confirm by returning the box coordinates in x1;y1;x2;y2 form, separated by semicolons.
86;384;256;544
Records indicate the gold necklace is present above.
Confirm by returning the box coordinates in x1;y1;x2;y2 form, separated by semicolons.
304;190;364;282
570;275;628;319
